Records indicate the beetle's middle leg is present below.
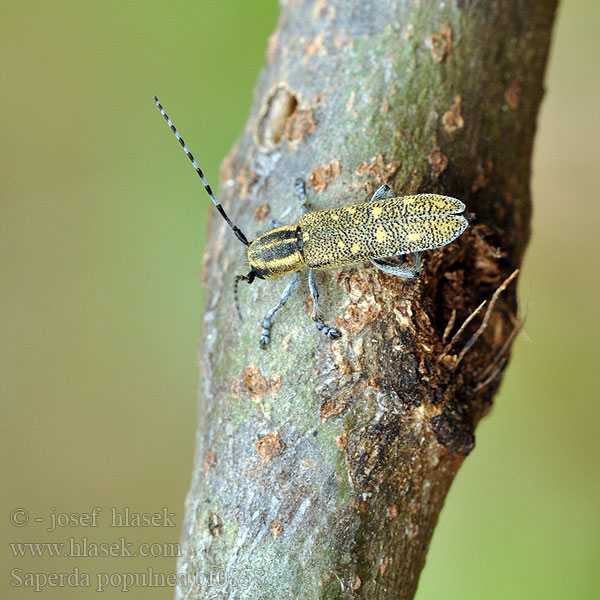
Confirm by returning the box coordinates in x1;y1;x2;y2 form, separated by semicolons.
295;178;341;341
260;273;300;349
308;270;341;341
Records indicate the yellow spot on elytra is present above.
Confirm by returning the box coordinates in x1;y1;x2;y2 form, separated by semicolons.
303;232;310;242
345;206;357;214
376;226;387;243
372;206;383;219
338;240;346;249
351;242;360;254
331;214;340;221
408;232;423;242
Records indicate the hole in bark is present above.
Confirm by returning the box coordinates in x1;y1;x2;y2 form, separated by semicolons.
255;84;299;148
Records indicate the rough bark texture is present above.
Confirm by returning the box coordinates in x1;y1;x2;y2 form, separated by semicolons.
177;1;557;598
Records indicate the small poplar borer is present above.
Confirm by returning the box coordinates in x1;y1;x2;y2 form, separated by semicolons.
154;96;472;348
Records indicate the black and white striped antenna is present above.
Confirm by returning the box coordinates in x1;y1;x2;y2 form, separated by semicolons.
154;96;250;246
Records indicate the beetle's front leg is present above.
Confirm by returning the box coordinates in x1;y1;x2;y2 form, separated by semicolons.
308;270;341;341
296;178;310;215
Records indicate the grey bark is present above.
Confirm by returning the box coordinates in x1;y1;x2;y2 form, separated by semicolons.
176;1;558;598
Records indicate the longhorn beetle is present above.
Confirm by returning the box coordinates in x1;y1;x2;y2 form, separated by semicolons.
154;96;472;348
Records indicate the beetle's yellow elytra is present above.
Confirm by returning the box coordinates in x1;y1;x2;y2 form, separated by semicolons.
376;225;388;243
299;195;468;269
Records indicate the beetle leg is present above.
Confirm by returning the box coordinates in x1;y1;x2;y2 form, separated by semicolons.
296;179;341;341
296;178;310;215
412;251;422;273
260;273;300;349
371;251;422;278
308;271;341;340
370;184;394;201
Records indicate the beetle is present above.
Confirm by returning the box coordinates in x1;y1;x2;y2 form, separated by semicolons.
154;96;471;348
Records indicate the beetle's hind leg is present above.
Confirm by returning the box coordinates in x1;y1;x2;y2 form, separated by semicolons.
260;273;300;349
371;251;422;278
370;184;394;201
308;271;341;341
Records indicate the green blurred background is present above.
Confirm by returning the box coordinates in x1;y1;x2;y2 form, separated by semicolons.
1;1;598;598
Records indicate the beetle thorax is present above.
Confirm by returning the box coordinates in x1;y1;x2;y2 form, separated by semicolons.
247;225;305;279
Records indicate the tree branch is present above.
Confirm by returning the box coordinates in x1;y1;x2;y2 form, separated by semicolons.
177;1;558;598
